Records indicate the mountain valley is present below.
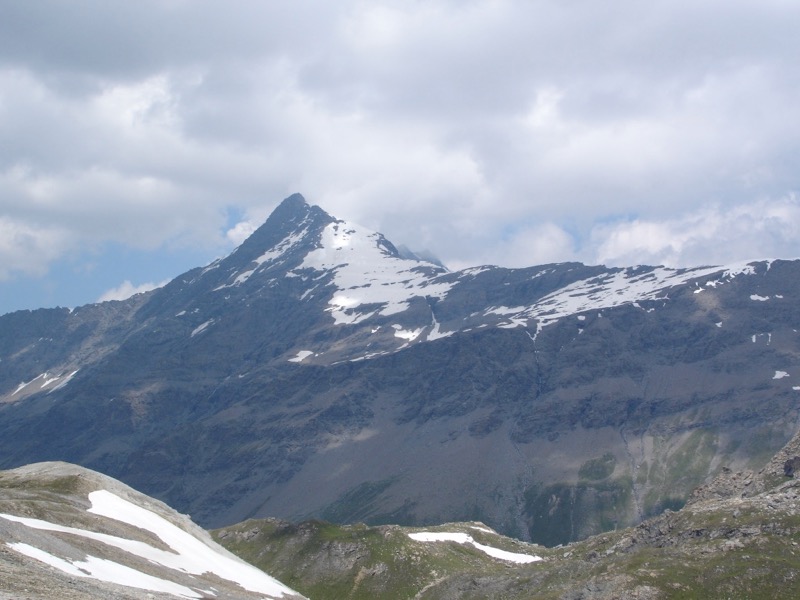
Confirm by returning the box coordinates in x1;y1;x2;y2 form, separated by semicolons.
3;430;800;599
214;428;800;599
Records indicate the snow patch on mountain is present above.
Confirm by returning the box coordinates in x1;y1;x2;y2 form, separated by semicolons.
88;490;294;597
408;531;542;564
191;319;214;337
217;227;312;290
393;325;424;341
428;316;454;341
11;370;80;398
289;350;314;363
1;490;297;599
296;221;451;325
481;263;759;332
8;542;204;598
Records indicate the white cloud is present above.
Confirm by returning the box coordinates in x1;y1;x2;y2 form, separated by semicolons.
1;1;800;311
97;280;169;303
592;195;800;267
448;222;577;270
0;217;71;280
226;221;257;245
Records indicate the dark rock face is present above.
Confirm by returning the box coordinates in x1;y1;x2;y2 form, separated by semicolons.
2;194;800;546
784;457;800;477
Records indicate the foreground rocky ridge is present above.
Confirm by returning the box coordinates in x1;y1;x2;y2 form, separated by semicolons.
1;194;800;545
214;429;800;599
2;431;800;599
0;462;305;600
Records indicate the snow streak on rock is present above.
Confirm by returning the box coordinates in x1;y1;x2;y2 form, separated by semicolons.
216;226;312;290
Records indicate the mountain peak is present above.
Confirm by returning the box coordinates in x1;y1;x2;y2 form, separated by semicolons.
268;192;317;224
269;192;341;226
230;194;334;263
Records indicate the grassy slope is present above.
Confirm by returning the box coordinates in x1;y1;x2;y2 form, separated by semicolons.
215;433;800;599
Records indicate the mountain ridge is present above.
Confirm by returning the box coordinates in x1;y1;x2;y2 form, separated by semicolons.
1;194;799;546
0;460;306;599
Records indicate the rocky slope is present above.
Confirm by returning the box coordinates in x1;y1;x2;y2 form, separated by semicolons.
215;429;800;599
1;194;800;545
0;461;305;599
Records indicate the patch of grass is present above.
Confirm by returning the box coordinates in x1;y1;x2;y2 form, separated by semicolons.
216;517;528;600
643;429;718;516
524;477;632;546
579;453;617;481
0;474;83;495
217;493;800;600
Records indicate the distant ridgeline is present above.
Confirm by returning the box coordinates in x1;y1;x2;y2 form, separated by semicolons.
1;193;799;546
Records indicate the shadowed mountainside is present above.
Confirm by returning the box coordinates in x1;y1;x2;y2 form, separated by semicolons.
1;194;800;546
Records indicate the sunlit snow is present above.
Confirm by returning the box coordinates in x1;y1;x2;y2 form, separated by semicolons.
408;531;541;564
427;317;454;341
469;525;496;534
393;325;424;341
297;221;451;325
87;490;295;597
191;319;214;337
480;265;723;332
0;490;296;599
11;370;80;397
8;542;203;598
774;371;790;379
216;226;312;290
49;369;79;393
289;350;314;363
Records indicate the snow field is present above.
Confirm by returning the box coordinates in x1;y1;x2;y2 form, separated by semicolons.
1;489;297;599
408;531;542;564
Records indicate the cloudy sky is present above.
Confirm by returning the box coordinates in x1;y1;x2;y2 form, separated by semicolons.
2;0;800;315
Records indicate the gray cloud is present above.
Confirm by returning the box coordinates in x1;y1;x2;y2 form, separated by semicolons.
1;0;799;295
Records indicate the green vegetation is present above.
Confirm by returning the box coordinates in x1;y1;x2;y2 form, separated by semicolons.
523;477;632;546
643;429;718;516
0;473;83;495
216;421;800;600
217;482;800;600
214;519;540;600
579;453;617;481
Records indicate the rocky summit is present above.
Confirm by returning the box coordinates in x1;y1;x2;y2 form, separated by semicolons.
1;194;799;546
